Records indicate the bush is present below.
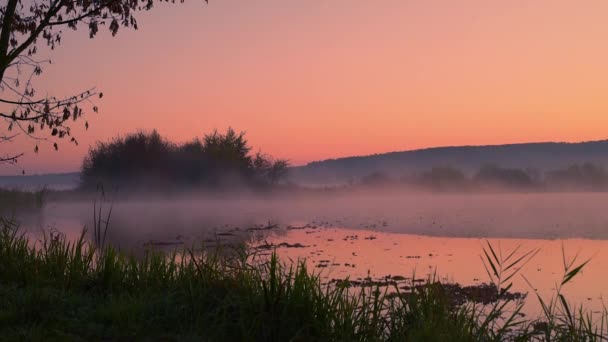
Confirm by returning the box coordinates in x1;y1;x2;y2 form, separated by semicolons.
547;162;608;190
80;128;289;190
474;164;538;188
418;166;468;190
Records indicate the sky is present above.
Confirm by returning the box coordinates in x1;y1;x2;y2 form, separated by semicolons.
2;0;608;175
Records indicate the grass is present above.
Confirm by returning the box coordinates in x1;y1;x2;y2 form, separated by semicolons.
0;188;45;213
0;216;606;341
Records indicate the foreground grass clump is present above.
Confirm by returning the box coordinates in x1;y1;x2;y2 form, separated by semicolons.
0;218;606;341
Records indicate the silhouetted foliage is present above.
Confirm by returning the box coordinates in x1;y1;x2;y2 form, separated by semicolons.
0;187;45;212
418;166;468;190
296;141;608;186
361;171;393;186
350;162;608;192
80;128;289;190
0;0;206;164
253;152;289;185
474;164;539;188
547;162;608;190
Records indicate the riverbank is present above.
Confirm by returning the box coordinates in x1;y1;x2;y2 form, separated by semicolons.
0;217;605;341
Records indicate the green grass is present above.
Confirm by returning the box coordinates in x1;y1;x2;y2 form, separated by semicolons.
0;217;606;341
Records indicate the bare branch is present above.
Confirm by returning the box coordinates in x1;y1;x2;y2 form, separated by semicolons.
0;152;24;164
0;0;207;166
0;98;45;105
0;133;19;142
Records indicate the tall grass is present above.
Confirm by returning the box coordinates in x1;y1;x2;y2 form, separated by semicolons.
0;216;606;341
0;188;45;213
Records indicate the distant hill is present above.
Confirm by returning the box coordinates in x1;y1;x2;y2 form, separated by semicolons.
290;140;608;185
5;140;608;189
0;172;80;191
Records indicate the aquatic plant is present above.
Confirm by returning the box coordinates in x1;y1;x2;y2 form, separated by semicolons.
0;188;45;213
0;216;605;340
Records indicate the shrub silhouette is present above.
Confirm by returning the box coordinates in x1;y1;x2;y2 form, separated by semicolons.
361;171;393;186
81;128;288;190
354;163;608;192
546;162;608;190
418;166;468;190
474;164;537;188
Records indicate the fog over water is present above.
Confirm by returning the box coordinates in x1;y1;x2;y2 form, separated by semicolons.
21;192;608;244
13;191;608;317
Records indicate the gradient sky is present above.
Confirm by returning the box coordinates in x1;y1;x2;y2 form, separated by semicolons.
2;0;608;175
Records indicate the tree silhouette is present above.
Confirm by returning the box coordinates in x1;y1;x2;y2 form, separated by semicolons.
0;0;206;165
547;162;608;190
474;164;536;188
418;166;467;190
80;128;290;190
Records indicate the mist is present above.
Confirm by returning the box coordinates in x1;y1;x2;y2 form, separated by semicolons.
14;191;608;253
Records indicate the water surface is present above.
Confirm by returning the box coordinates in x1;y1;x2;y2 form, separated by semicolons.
18;192;608;317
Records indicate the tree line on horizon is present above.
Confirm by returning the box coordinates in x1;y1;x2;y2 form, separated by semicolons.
358;163;608;192
76;127;608;193
80;128;289;191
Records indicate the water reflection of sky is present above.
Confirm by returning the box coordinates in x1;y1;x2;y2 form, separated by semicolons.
16;193;608;318
259;227;608;318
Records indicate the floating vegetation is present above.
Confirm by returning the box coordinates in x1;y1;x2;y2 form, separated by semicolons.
0;217;606;340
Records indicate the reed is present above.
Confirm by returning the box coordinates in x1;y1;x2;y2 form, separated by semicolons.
0;188;45;213
0;216;605;341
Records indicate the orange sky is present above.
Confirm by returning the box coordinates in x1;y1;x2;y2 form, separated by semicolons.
2;0;608;175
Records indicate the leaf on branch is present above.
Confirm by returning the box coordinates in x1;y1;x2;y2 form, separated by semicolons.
110;19;120;36
0;0;208;161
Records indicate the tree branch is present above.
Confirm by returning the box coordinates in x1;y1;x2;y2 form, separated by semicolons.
0;112;46;121
6;0;65;64
0;98;45;105
0;153;24;164
47;5;109;26
0;0;20;59
0;133;19;142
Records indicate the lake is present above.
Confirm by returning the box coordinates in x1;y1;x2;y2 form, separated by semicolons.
18;192;608;318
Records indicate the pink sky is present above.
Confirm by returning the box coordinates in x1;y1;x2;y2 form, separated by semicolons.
2;0;608;175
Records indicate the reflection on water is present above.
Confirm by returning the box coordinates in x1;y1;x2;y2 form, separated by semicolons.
21;192;608;240
256;226;608;318
14;192;608;317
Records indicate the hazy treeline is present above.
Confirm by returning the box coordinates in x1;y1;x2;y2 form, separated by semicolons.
80;128;288;191
358;163;608;192
293;140;608;184
0;188;45;214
